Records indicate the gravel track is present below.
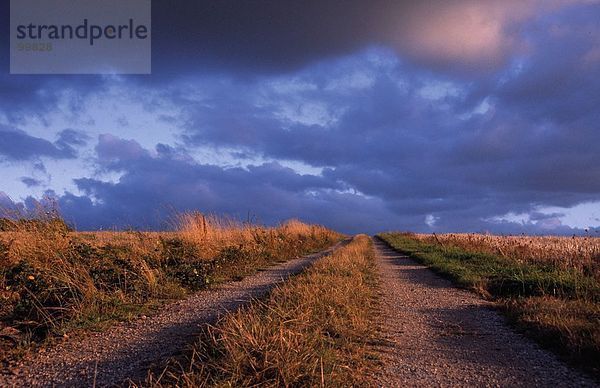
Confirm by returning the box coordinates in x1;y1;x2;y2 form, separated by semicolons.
0;241;345;388
373;238;597;387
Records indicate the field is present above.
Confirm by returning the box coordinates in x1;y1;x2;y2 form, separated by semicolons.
0;212;340;363
414;233;600;280
379;232;600;374
2;215;599;385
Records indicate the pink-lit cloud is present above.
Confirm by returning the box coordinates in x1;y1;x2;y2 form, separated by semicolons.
382;0;597;71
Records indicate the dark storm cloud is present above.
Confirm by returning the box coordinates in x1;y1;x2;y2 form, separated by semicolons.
149;0;560;75
55;135;374;231
169;6;600;233
0;0;552;94
90;134;341;195
0;0;588;119
0;0;501;127
177;62;432;168
0;125;81;160
1;1;599;234
0;3;108;121
20;177;43;188
150;0;377;73
56;129;90;148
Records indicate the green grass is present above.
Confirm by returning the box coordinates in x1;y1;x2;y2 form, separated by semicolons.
378;232;600;377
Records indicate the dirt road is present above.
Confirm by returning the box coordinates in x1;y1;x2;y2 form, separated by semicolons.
373;238;597;387
0;242;344;388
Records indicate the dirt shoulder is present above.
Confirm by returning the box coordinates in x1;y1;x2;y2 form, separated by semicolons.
0;241;345;388
373;238;596;387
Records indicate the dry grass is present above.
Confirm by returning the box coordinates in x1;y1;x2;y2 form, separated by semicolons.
0;210;340;361
177;213;332;257
150;235;378;387
413;233;600;280
502;296;600;364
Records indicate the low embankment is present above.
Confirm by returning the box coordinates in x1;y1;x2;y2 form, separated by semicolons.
0;212;340;362
150;234;378;387
378;232;600;376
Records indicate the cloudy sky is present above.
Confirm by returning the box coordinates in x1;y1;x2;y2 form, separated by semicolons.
1;0;600;234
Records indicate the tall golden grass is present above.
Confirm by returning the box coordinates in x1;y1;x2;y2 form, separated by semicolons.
0;211;340;356
176;212;335;259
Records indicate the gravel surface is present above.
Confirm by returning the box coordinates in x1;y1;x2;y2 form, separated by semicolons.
0;242;345;388
372;238;598;387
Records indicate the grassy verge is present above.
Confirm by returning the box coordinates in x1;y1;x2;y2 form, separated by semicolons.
0;211;341;363
378;232;600;377
150;235;378;387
